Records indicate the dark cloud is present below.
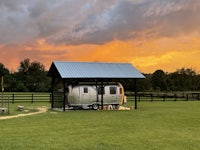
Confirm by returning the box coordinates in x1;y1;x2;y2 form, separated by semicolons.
0;0;200;45
67;0;200;44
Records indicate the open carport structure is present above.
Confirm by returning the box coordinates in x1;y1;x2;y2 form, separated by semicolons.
47;61;145;111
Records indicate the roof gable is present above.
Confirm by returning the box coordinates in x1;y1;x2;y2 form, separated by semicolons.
48;61;145;79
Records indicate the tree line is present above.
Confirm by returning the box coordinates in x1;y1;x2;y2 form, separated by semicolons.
0;58;51;92
122;68;200;92
0;58;200;92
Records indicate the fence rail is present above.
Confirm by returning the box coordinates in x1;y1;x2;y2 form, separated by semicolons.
1;92;200;104
127;92;200;102
2;93;51;103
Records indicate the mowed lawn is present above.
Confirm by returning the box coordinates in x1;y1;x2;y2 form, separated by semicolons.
1;101;200;150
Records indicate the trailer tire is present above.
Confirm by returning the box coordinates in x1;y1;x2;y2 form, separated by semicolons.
92;104;99;110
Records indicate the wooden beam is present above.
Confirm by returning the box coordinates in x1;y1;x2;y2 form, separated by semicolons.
101;81;104;110
51;77;55;109
63;79;67;111
134;79;137;109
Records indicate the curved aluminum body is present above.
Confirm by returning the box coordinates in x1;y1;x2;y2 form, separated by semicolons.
67;83;125;109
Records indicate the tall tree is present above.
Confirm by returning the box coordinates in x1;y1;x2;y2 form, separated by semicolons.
16;58;50;92
0;63;9;77
0;63;10;91
170;68;197;91
18;58;30;74
27;61;47;91
151;69;167;91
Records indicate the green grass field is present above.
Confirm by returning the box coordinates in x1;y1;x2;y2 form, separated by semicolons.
1;101;200;150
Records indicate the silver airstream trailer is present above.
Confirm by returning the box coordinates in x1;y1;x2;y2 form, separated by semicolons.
66;82;126;110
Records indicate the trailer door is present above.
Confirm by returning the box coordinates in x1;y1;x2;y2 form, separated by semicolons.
81;86;96;104
106;86;117;103
80;86;90;104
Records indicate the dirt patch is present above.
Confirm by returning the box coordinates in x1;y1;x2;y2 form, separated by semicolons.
0;107;48;120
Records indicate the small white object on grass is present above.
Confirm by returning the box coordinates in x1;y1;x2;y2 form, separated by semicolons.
18;105;24;111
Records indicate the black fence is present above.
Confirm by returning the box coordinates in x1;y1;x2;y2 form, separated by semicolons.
0;96;10;114
127;92;200;102
2;93;51;103
2;92;200;104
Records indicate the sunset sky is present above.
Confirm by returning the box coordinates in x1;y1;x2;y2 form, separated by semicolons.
0;0;200;73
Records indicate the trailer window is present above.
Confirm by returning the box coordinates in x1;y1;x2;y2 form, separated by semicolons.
110;87;116;94
98;87;105;95
83;87;88;93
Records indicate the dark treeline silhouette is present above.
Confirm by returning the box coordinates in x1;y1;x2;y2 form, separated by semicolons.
0;58;199;92
0;58;51;92
122;68;200;92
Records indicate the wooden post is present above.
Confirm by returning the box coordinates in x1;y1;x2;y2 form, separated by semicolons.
51;77;55;109
163;94;166;101
138;94;140;102
63;80;66;112
49;93;52;103
101;81;104;110
8;96;9;114
150;93;153;102
134;79;137;109
186;94;189;101
1;76;3;108
12;94;14;104
95;81;99;103
174;93;177;101
31;94;34;103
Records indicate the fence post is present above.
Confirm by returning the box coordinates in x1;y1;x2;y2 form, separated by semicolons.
49;93;52;103
163;94;166;101
138;94;140;102
8;97;9;114
12;94;14;104
186;94;189;101
174;93;177;101
31;94;34;103
150;94;153;102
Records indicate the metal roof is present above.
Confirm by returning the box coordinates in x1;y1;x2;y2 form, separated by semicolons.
48;61;145;79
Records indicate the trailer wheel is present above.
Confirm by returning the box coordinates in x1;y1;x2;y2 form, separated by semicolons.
92;104;99;110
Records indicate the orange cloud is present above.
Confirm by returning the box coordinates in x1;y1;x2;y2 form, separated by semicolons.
0;34;200;73
1;0;200;74
73;36;200;73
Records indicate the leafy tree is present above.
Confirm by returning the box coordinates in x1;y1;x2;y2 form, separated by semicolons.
120;73;152;92
18;58;30;74
193;75;200;90
16;58;50;92
0;63;10;91
151;70;167;91
138;73;152;91
174;68;196;91
0;63;9;77
166;72;178;91
166;68;195;91
1;58;200;92
8;74;28;92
